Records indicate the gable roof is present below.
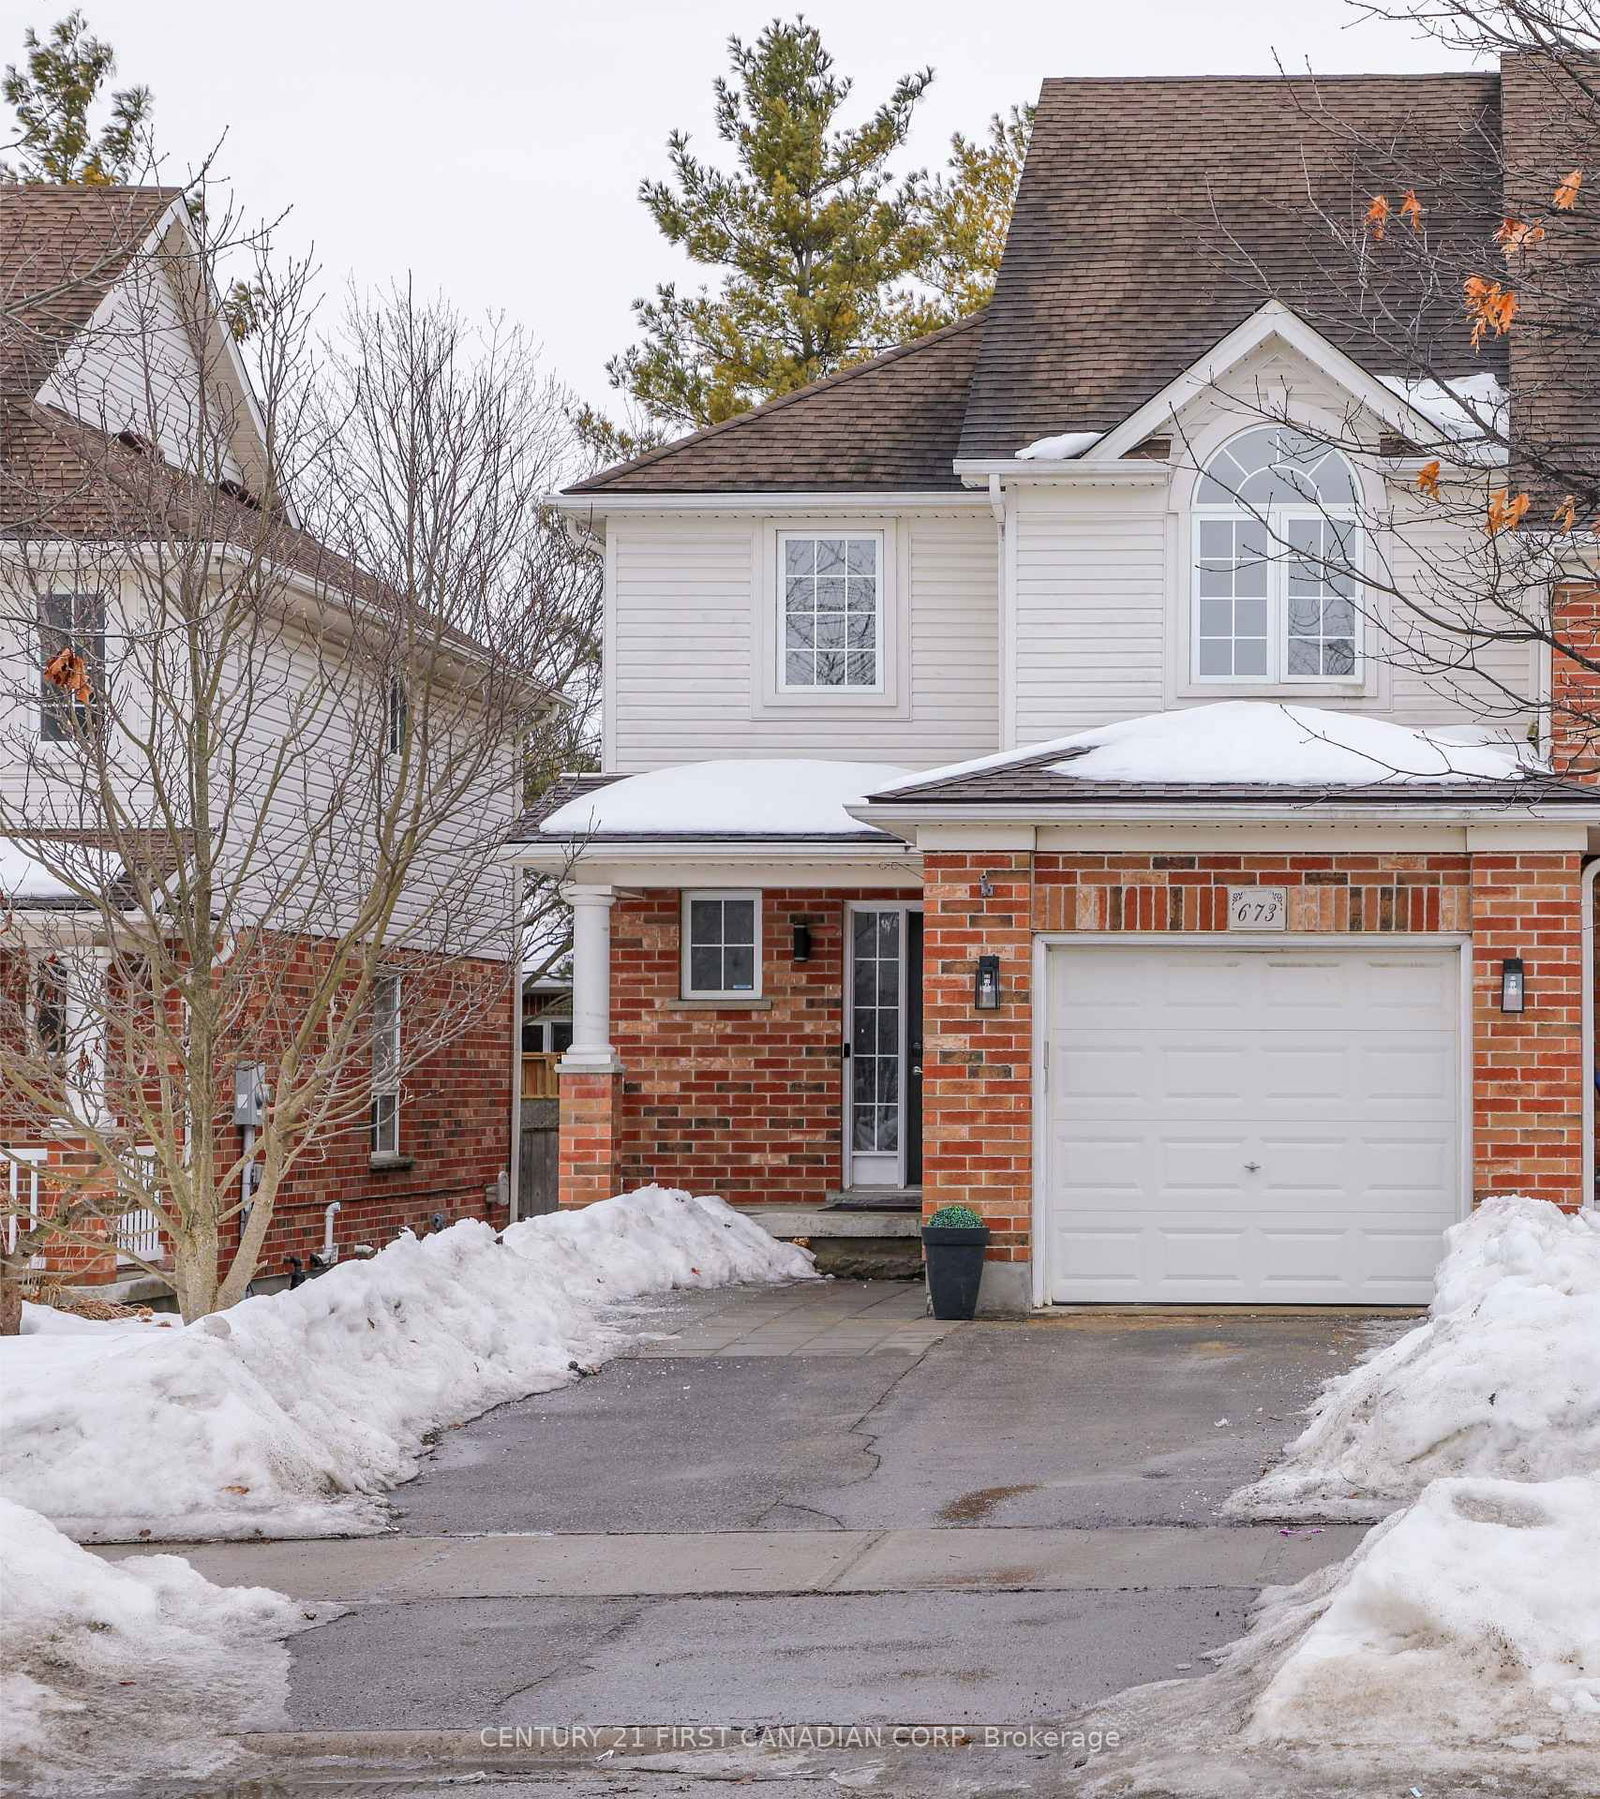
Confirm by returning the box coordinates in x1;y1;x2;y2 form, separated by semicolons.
1;184;183;398
565;313;984;496
957;72;1503;459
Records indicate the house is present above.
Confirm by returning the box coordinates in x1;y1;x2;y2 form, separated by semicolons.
513;60;1600;1313
1;186;524;1296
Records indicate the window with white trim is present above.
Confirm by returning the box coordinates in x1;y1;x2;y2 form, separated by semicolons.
386;675;409;756
778;532;882;691
1193;427;1361;683
681;892;760;998
370;973;401;1154
38;592;106;740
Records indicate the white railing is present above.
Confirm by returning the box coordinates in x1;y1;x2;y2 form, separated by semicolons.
115;1206;166;1265
4;1150;48;1269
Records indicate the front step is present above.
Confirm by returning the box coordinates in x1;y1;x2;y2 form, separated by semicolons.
742;1203;924;1280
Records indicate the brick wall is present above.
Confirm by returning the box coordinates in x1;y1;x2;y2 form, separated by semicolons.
1033;850;1472;931
1;938;513;1288
1470;851;1587;1207
921;853;1034;1263
1552;581;1600;782
581;887;911;1209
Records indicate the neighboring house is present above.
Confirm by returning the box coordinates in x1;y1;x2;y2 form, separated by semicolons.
514;62;1600;1312
1;186;521;1292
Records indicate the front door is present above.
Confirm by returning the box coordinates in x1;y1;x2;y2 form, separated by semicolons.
845;904;923;1189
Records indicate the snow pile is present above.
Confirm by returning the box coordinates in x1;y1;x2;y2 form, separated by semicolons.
1015;428;1102;460
0;1187;814;1541
1228;1196;1600;1521
0;840;120;906
0;1497;308;1794
540;759;914;837
1244;1474;1600;1748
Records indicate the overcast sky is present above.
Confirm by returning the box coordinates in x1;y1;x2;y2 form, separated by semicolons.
59;0;1482;414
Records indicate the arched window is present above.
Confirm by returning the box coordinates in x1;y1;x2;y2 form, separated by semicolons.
1193;426;1360;682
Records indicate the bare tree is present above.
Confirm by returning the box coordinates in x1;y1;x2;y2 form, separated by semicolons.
0;197;596;1322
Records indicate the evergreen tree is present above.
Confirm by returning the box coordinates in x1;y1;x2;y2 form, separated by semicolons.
912;105;1034;318
2;10;152;184
606;18;938;432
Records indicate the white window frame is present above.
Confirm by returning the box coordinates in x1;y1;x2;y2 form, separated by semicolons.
775;528;887;696
1188;432;1366;692
37;590;108;742
370;973;402;1155
385;674;409;757
680;890;762;1000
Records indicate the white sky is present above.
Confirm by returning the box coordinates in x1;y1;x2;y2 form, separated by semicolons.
60;0;1481;413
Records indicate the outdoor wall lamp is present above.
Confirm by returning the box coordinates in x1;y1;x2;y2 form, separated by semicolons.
974;955;1002;1010
791;919;813;963
1500;957;1526;1014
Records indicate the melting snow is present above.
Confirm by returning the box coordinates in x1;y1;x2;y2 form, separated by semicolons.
1014;429;1103;461
540;759;914;837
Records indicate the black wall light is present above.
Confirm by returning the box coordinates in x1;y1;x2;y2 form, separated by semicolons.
791;919;813;963
1500;956;1526;1014
975;954;1001;1010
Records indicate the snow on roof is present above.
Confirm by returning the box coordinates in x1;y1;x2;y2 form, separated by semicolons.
873;703;1534;793
1014;429;1102;461
540;759;917;838
1379;372;1507;464
0;840;118;904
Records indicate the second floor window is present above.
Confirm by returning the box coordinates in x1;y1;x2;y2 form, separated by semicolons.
779;533;882;691
1193;427;1360;685
38;592;106;740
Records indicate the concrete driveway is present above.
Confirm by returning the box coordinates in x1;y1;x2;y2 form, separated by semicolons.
107;1280;1393;1794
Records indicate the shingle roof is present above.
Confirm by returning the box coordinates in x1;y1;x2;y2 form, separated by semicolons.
565;313;984;496
866;748;1600;811
957;73;1504;458
1;184;181;397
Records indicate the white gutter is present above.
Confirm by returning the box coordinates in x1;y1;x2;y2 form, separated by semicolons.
544;489;990;515
501;838;921;872
849;800;1600;828
1584;856;1598;1213
954;461;1168;486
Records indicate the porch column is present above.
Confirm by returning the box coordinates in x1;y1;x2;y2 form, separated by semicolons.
561;884;621;1074
558;883;622;1207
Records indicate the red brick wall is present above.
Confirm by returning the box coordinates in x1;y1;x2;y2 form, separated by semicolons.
1;939;513;1287
1033;851;1472;931
1470;851;1587;1207
921;853;1034;1263
559;1071;621;1209
1551;581;1600;782
586;887;911;1209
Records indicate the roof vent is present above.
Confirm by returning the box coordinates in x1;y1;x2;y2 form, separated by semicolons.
216;478;262;510
115;430;151;455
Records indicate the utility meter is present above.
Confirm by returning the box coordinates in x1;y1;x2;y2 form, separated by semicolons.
232;1062;269;1128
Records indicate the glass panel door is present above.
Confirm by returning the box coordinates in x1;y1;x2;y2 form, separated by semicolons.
848;907;903;1187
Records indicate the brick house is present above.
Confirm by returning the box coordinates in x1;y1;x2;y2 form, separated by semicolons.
510;61;1600;1315
1;187;521;1295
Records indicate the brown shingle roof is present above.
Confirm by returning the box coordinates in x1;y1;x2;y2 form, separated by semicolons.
565;313;984;496
1;184;181;397
957;73;1504;458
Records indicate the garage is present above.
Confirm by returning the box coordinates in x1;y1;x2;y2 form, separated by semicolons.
1041;942;1465;1304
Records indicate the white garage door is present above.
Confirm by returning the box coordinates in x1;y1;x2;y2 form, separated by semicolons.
1043;944;1463;1304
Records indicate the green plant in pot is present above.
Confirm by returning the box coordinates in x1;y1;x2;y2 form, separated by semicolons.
921;1204;990;1320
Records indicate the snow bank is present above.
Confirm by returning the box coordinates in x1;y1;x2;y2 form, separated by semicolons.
540;759;913;837
1015;429;1102;460
1245;1474;1600;1748
0;1497;308;1794
1228;1196;1600;1522
0;1187;814;1541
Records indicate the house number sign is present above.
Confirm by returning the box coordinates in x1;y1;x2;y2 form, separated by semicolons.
1228;887;1287;930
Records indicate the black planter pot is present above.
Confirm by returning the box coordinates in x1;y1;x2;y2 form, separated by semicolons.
921;1225;990;1321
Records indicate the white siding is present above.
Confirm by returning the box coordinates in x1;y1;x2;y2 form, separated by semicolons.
1011;485;1169;743
608;509;1000;772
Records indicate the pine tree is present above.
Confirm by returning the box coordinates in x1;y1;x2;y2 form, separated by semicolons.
2;10;152;184
606;18;939;432
913;105;1034;318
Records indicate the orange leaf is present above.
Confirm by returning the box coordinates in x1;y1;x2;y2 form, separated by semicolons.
1495;217;1546;257
1463;275;1518;348
43;647;90;698
1554;495;1578;531
1553;168;1582;209
1486;489;1531;535
1364;194;1390;240
1416;459;1443;499
1399;190;1424;231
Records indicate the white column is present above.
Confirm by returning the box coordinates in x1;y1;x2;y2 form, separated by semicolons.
561;884;621;1073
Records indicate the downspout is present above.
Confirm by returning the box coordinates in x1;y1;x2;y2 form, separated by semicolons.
989;474;1013;750
1583;857;1598;1212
